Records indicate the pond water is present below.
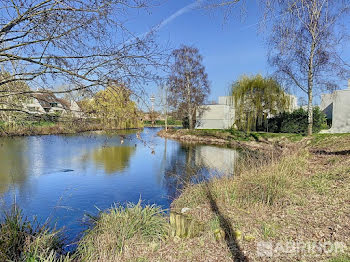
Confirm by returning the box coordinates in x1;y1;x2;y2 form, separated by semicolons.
0;127;239;244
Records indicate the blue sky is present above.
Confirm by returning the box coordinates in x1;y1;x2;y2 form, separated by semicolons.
130;1;271;105
127;0;350;108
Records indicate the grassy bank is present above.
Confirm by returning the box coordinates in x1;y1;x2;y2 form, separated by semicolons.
158;128;304;142
143;119;182;127
170;134;350;261
158;128;304;154
1;134;349;261
0;120;143;137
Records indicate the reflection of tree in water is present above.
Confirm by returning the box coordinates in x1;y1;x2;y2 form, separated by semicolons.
0;138;28;194
92;146;136;174
163;144;206;201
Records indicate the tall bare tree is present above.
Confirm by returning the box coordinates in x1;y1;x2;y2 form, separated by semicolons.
267;0;350;136
0;0;164;114
203;0;350;135
167;45;210;130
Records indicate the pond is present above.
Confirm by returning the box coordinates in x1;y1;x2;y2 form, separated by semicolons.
0;127;239;244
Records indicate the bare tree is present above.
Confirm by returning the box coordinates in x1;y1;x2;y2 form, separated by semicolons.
167;45;210;130
201;0;350;135
0;0;164;114
267;0;350;135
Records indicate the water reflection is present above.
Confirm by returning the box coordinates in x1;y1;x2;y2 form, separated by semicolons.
92;146;136;174
162;142;238;200
195;145;239;175
0;138;28;194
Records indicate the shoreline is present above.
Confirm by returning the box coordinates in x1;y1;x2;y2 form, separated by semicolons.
0;123;143;138
157;128;304;153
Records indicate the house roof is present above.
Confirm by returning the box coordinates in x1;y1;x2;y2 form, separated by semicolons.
33;92;73;110
56;98;71;110
33;93;59;109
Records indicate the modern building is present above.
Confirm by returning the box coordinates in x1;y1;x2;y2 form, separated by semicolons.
320;80;350;133
195;96;235;129
196;94;297;130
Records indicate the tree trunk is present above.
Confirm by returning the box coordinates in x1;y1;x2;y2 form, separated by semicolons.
307;85;313;136
188;110;193;130
186;74;193;130
307;39;316;136
164;86;168;131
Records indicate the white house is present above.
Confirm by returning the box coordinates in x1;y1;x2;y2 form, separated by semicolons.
320;80;350;133
23;93;83;118
195;96;235;129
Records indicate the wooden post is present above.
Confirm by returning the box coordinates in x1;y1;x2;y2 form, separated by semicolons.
169;210;203;238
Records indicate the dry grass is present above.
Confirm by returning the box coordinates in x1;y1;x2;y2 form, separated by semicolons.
170;134;350;262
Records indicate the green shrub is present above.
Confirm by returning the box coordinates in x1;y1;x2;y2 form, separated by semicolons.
267;107;327;134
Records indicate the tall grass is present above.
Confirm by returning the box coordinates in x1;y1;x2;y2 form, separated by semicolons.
77;201;168;261
173;148;308;210
234;151;307;205
0;205;70;262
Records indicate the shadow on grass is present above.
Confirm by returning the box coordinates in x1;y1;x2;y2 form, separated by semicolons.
205;184;248;262
312;149;350;156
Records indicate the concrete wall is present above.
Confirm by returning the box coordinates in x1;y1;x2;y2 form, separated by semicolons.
329;90;350;133
196;96;235;129
196;104;235;129
320;87;350;133
320;93;334;120
218;96;234;105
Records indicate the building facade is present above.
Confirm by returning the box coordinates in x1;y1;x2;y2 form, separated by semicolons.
196;94;297;130
320;81;350;133
23;93;83;118
195;96;235;129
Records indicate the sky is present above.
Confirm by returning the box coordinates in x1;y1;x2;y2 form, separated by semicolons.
127;0;350;110
128;0;272;107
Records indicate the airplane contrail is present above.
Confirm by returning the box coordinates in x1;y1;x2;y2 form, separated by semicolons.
123;1;202;46
155;0;203;31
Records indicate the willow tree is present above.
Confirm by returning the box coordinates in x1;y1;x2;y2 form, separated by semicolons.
81;83;140;129
232;74;291;132
0;71;30;122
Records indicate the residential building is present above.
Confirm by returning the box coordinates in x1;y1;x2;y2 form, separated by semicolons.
23;92;83;118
